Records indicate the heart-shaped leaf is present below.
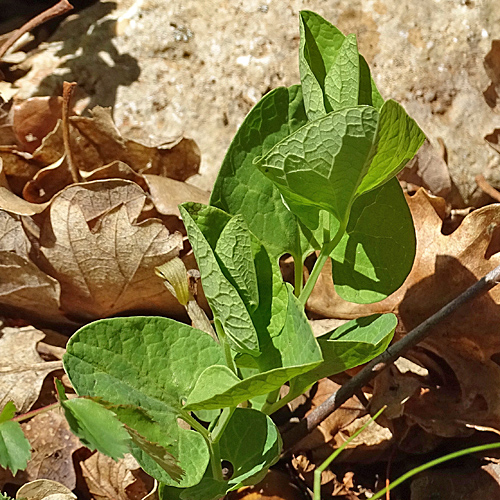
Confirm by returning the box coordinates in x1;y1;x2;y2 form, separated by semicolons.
331;178;416;303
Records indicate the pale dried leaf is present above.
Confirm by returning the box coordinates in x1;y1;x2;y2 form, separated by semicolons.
399;139;452;198
16;478;76;500
0;326;63;413
143;174;210;217
37;180;184;319
0;211;30;258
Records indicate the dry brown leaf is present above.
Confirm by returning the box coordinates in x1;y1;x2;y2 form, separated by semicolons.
143;174;210;217
36;180;184;319
0;326;62;413
0;147;40;195
15;478;76;500
0;251;64;323
228;470;304;500
0;161;49;215
84;161;149;191
0;210;30;258
23;156;71;204
70;107;201;180
12;97;63;153
309;188;500;436
80;453;153;500
399;139;452;199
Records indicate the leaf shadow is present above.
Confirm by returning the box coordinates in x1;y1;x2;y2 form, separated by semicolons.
32;1;140;111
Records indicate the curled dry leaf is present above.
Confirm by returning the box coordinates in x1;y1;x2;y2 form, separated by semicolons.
309;188;500;437
0;326;62;413
35;179;184;320
15;478;76;500
399;138;452;199
80;452;153;500
12;96;64;154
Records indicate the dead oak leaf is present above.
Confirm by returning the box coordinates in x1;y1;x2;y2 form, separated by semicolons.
0;326;62;413
80;453;153;500
37;180;184;319
0;252;64;324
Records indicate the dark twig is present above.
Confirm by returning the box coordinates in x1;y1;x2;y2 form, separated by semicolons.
62;81;80;183
283;263;500;453
0;0;73;60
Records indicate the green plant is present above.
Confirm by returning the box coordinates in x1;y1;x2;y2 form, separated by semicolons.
1;10;425;500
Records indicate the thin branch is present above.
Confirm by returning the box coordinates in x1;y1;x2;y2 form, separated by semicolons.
475;174;500;203
282;263;500;453
0;0;73;60
62;81;80;183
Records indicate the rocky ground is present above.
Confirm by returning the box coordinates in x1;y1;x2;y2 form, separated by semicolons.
4;0;500;203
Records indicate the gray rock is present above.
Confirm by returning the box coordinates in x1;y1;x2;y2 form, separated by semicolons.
12;0;500;201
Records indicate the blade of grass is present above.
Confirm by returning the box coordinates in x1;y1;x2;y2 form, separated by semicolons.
313;406;386;500
370;442;500;500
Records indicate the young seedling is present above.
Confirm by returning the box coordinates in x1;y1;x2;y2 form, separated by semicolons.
1;11;425;500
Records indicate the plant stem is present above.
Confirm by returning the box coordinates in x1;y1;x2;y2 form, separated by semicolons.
12;401;61;423
298;219;347;307
293;253;304;297
62;81;80;183
215;320;237;374
283;262;500;453
260;388;281;414
180;411;223;481
210;407;235;444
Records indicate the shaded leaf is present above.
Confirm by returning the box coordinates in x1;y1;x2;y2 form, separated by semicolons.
186;288;322;410
331;178;416;303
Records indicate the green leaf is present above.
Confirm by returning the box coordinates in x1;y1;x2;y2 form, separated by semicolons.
299;10;344;119
209;85;309;261
173;408;281;500
0;402;31;475
317;313;396;374
185;287;322;410
215;215;259;311
356;99;426;196
180;204;260;355
324;33;360;111
289;313;396;398
60;398;131;460
332;178;416;303
63;317;225;487
219;408;281;486
299;10;383;118
256;105;379;223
